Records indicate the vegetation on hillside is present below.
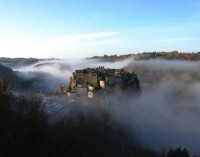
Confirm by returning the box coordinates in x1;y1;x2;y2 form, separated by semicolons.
89;51;200;61
0;79;194;157
0;63;63;92
0;57;59;67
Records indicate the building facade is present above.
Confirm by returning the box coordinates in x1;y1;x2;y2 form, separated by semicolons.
67;66;141;98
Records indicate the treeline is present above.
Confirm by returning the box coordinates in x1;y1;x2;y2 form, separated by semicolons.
89;51;200;61
0;80;194;157
136;51;200;61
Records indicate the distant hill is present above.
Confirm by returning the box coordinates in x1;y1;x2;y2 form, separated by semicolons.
0;63;18;81
0;63;22;90
88;51;200;61
34;62;72;71
0;58;65;92
0;57;57;68
0;63;52;91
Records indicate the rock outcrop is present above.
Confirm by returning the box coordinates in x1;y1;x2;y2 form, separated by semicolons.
66;66;141;98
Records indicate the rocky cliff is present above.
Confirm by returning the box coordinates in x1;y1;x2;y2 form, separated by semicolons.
66;66;141;98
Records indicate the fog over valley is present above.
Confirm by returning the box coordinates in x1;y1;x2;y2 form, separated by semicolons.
1;57;200;155
1;1;200;156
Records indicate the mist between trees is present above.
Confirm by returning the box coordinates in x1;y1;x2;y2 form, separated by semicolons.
0;84;193;157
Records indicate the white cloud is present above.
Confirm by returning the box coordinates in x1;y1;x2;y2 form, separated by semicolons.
46;32;118;44
0;32;119;58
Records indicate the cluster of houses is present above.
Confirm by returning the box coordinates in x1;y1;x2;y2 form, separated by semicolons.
64;66;141;98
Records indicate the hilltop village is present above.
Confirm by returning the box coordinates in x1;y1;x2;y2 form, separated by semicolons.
64;66;141;98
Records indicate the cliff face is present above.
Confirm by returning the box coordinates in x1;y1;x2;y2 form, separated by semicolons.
67;66;141;98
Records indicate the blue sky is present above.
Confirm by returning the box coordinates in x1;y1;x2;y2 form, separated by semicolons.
0;0;200;58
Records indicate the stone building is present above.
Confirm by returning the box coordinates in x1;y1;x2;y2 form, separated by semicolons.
67;66;141;98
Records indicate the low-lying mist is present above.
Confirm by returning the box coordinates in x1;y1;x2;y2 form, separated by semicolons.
13;59;132;91
7;58;200;154
112;59;200;154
